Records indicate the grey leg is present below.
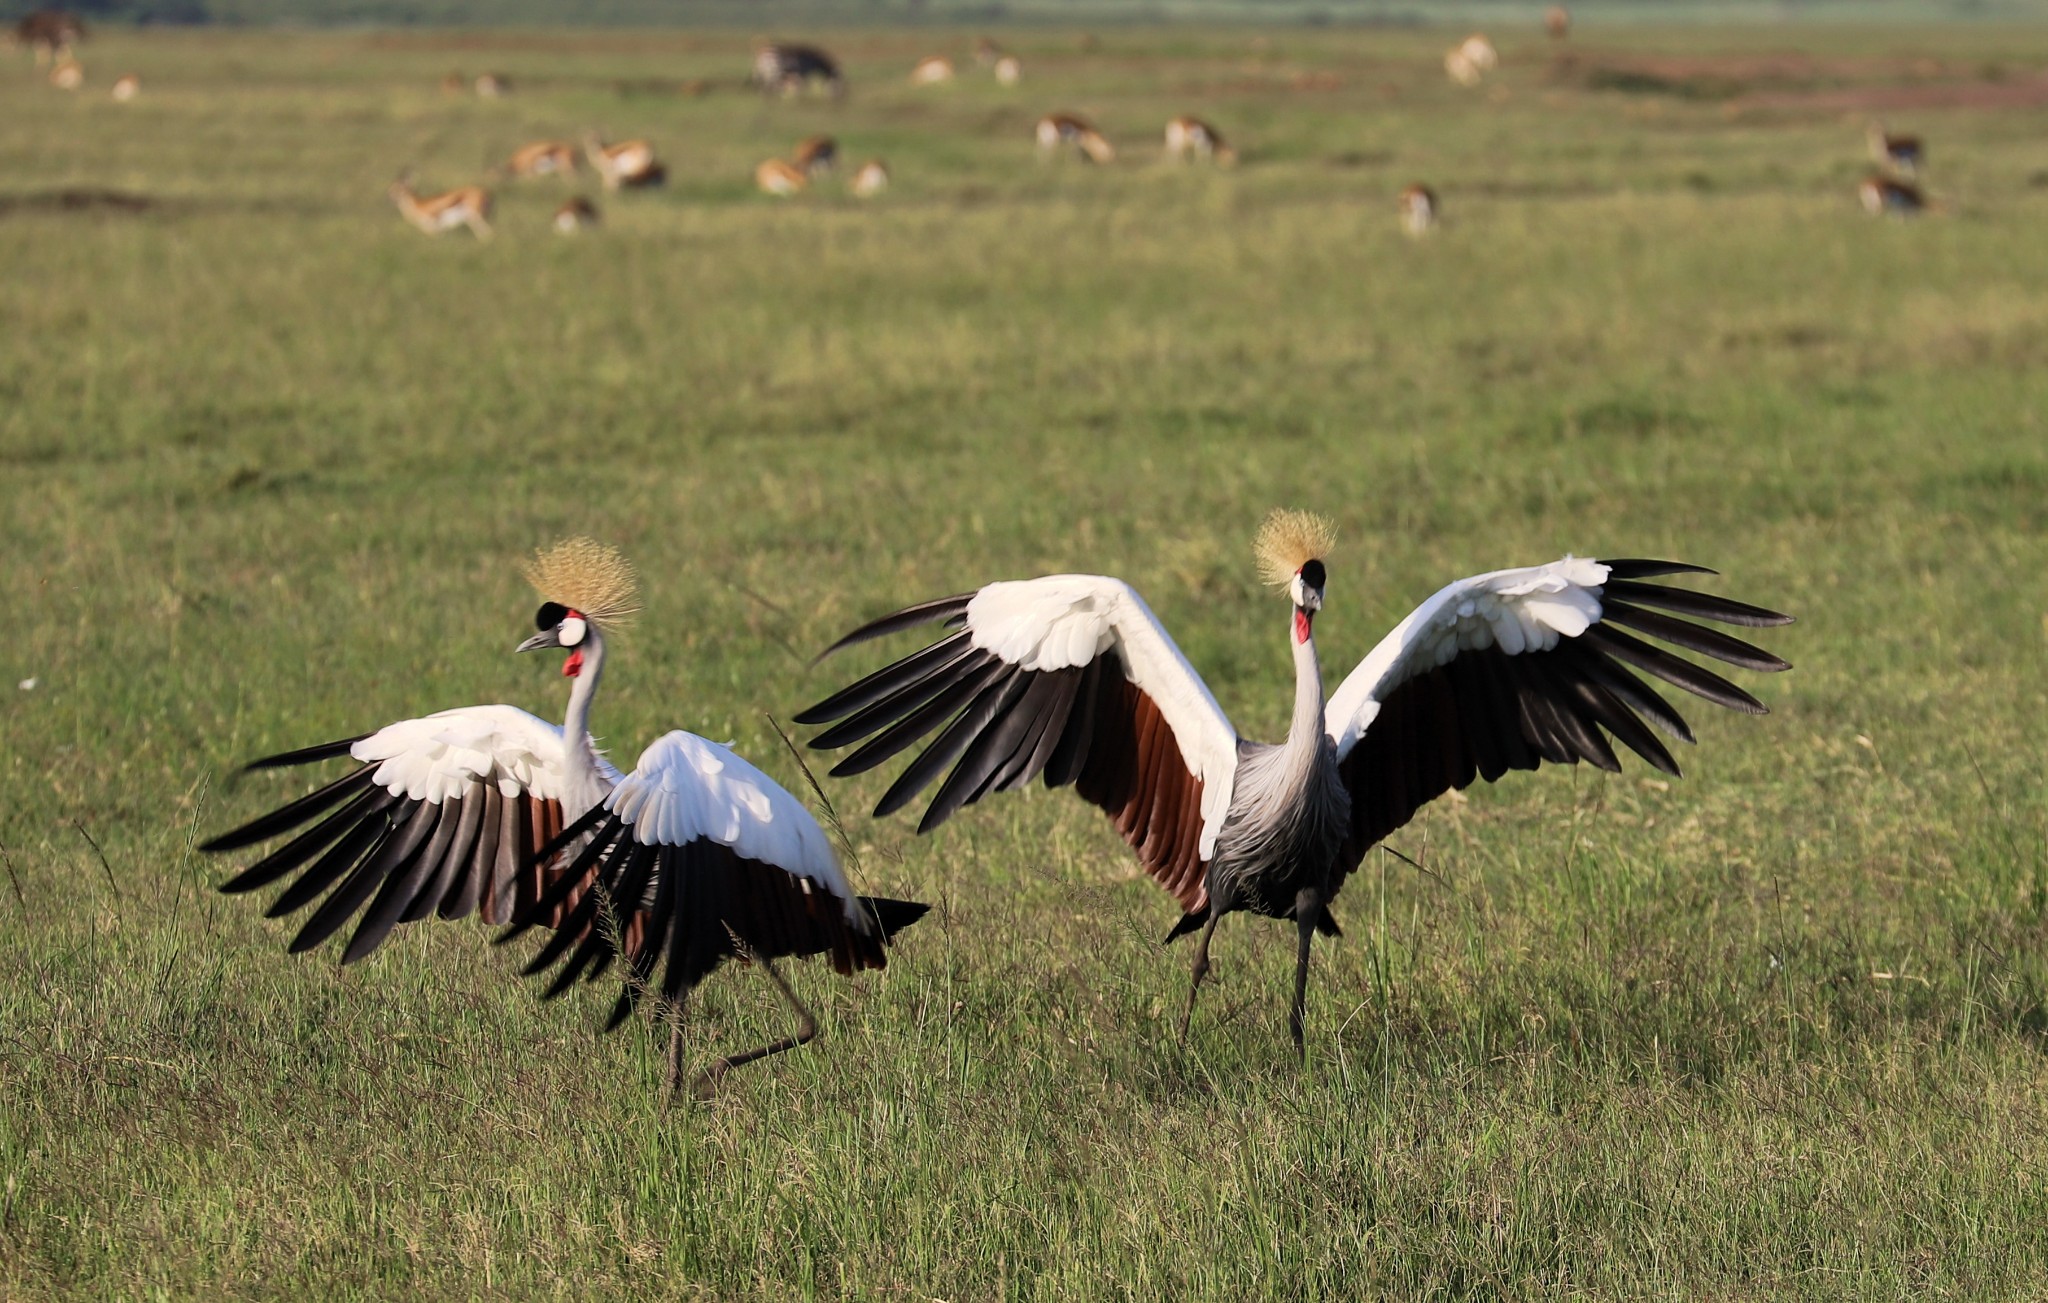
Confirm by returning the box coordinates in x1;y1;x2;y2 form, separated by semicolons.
1178;911;1223;1046
692;957;818;1098
1291;888;1321;1059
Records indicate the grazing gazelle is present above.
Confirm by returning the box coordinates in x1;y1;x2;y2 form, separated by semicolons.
110;72;138;101
1867;121;1923;178
584;135;665;190
200;539;929;1098
474;72;510;98
1164;116;1236;166
1037;113;1115;163
1546;5;1571;38
49;56;81;90
911;55;955;85
389;172;494;239
793;134;838;177
1859;174;1924;217
554;196;599;233
994;55;1022;86
1444;47;1482;87
1399;183;1437;236
756;158;808;196
799;511;1789;1056
850;158;890;197
15;10;84;67
505;140;578;179
752;43;844;98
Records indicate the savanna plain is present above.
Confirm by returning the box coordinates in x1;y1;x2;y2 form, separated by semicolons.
3;18;2048;1300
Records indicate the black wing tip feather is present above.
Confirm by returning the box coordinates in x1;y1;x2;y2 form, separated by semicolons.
861;895;931;935
807;593;977;669
241;734;375;772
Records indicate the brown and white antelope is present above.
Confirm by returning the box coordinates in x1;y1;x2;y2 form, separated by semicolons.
756;157;808;196
1444;47;1482;87
911;55;955;85
16;10;83;67
1859;174;1924;217
994;55;1022;86
49;56;81;90
474;72;510;98
1460;33;1499;71
584;135;665;190
1867;121;1923;178
850;158;890;197
793;135;838;177
110;72;138;101
1546;5;1571;38
1399;183;1438;236
554;196;600;234
1164;116;1236;166
389;172;494;239
505;140;578;179
1037;113;1115;163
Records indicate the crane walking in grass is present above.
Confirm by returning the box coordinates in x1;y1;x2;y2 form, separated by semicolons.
798;511;1790;1056
202;539;927;1097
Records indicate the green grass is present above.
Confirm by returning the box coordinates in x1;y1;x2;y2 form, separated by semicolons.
5;21;2048;1300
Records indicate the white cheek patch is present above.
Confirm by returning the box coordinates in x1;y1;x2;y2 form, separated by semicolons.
1289;573;1307;606
558;615;587;647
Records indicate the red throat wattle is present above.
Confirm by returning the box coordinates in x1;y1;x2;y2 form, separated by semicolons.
1294;609;1312;643
562;648;585;678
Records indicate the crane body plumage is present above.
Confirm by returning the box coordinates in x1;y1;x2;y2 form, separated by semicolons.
799;516;1791;1056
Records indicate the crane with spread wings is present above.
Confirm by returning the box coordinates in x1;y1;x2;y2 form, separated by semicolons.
797;511;1790;1055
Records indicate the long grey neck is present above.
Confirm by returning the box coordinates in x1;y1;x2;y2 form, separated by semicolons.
559;627;608;801
1284;616;1328;771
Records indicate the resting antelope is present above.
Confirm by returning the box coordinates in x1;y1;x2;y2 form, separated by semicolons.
554;196;599;233
1867;121;1923;178
1400;183;1437;236
584;135;665;190
994;55;1022;86
49;56;81;90
911;55;955;85
850;158;890;197
756;158;808;196
793;135;838;177
1037;113;1115;164
753;43;844;98
1860;174;1924;217
201;539;929;1097
1164;116;1236;166
389;172;493;239
505;140;578;179
110;72;138;101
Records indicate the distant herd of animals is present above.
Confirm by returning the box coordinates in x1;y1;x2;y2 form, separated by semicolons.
14;9;1939;239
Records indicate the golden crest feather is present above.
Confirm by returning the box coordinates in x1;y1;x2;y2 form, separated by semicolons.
521;537;641;628
1254;509;1338;587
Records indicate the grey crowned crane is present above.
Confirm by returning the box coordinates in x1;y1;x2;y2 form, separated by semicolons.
202;540;928;1097
797;512;1791;1056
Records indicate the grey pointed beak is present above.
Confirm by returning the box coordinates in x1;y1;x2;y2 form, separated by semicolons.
1302;589;1324;614
516;629;560;654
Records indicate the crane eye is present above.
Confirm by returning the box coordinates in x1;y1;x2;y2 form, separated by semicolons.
558;615;588;647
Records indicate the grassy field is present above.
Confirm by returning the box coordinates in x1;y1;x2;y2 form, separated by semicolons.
4;20;2048;1299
